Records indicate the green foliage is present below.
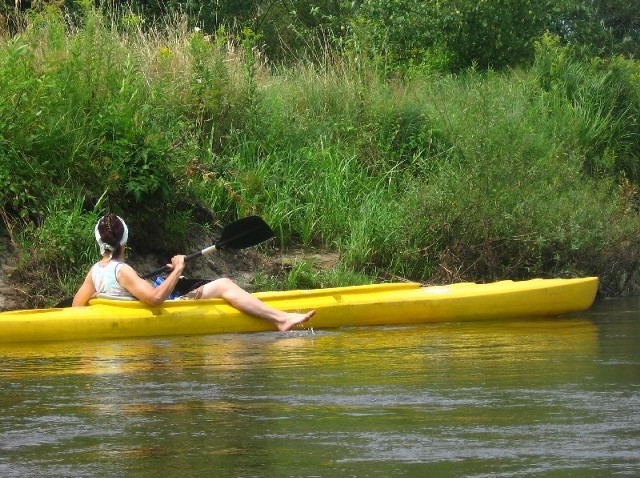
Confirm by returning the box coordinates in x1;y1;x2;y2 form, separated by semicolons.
349;0;639;75
2;5;640;305
532;35;640;182
352;0;550;73
547;0;640;58
597;0;640;57
273;65;640;294
14;194;102;302
188;27;237;143
122;0;357;64
0;8;215;254
252;258;372;292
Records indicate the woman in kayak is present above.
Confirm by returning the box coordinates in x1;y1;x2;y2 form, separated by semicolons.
72;214;314;331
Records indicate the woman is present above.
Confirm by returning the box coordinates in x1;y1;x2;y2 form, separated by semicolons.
73;214;315;331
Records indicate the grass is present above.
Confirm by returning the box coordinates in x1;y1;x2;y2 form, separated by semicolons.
1;9;639;306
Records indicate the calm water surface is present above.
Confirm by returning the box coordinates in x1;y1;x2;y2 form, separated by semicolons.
1;297;639;477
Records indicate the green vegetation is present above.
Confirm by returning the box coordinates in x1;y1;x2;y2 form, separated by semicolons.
1;6;639;306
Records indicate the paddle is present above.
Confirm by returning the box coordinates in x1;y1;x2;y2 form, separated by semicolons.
140;215;274;278
56;216;274;307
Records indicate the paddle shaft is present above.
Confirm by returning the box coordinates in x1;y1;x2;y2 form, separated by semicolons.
141;245;218;279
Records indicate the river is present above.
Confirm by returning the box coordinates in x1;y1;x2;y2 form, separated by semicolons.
1;297;639;477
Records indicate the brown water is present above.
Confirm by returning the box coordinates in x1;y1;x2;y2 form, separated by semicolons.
1;297;639;477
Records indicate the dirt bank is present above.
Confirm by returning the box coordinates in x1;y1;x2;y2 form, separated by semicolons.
0;235;20;310
0;233;339;311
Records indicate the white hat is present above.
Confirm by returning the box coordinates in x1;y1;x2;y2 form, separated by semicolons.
94;215;129;255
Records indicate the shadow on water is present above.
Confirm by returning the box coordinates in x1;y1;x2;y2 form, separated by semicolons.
0;301;639;477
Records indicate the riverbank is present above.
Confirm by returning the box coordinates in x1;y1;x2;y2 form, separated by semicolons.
0;234;19;310
2;10;640;301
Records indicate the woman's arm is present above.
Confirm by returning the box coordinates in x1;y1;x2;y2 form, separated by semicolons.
72;270;97;307
117;255;186;306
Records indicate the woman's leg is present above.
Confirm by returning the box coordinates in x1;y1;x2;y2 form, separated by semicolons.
200;278;315;331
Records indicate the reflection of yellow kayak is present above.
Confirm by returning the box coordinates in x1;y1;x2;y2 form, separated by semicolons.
0;318;599;382
0;277;598;343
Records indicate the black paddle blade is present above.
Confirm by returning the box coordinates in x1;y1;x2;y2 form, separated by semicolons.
216;215;274;250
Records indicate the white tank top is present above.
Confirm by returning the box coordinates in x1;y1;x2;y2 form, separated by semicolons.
91;261;135;300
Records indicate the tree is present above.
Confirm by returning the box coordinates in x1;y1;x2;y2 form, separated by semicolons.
354;0;549;72
585;0;639;57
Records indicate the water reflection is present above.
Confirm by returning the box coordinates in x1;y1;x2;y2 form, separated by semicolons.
1;309;639;477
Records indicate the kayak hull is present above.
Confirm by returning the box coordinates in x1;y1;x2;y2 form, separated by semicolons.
0;277;599;343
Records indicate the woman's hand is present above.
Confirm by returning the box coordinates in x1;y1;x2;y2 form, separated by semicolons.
167;255;186;275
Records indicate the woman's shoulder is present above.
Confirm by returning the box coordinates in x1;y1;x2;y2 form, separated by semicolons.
114;261;138;276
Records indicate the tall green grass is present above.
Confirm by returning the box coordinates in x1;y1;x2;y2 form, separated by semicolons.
1;9;639;305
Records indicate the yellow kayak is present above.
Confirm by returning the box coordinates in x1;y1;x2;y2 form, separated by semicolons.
0;277;598;343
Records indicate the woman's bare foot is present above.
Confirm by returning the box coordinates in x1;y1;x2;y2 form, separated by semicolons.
277;310;316;332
